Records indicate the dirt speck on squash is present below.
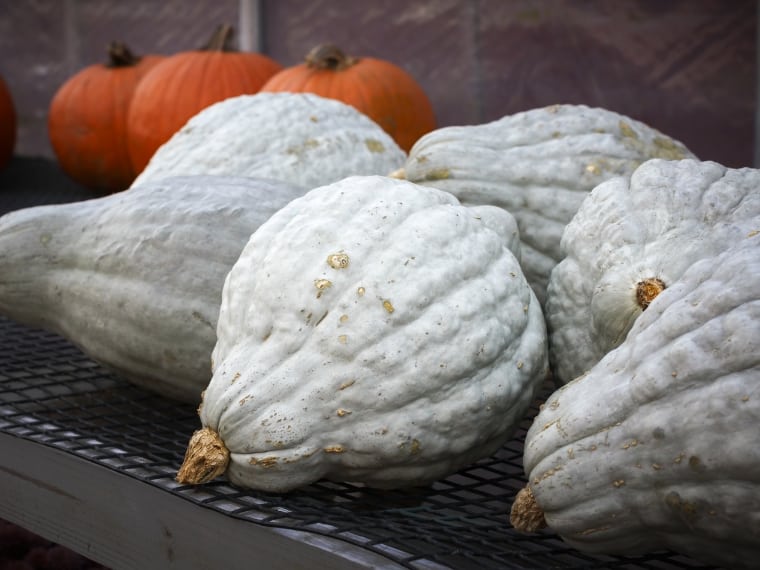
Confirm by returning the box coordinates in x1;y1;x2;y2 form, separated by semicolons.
423;167;450;181
250;456;279;468
585;163;601;175
327;252;350;269
688;455;707;472
315;278;332;298
665;491;699;519
652;136;689;159
365;138;385;153
618;120;639;139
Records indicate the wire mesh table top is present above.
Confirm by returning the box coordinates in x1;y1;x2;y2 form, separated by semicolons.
0;315;717;570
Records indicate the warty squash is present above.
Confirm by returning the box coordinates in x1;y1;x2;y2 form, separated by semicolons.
0;175;306;403
131;92;407;190
177;175;548;492
394;104;696;304
546;158;760;384
511;229;760;569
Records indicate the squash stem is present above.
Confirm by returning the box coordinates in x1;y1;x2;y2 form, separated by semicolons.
176;426;230;484
636;277;666;310
510;486;547;533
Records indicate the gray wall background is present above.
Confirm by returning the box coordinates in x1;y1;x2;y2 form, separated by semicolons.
0;0;755;168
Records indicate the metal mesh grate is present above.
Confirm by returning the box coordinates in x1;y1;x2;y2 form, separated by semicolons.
0;316;717;569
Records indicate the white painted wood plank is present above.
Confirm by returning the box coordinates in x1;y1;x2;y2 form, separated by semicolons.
0;432;404;569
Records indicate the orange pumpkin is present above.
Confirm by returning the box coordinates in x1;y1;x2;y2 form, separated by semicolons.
0;74;16;170
48;42;163;192
127;25;282;174
260;44;436;152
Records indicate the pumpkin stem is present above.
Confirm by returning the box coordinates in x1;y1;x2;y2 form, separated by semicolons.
510;486;547;533
636;277;666;310
106;42;140;68
176;426;230;484
202;24;236;52
305;44;358;71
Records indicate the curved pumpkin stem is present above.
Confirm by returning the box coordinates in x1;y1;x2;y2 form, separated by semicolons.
510;486;547;533
305;44;358;71
636;277;666;310
176;426;230;484
106;42;141;68
202;23;236;52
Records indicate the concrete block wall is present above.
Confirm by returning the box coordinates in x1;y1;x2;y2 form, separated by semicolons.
0;0;755;168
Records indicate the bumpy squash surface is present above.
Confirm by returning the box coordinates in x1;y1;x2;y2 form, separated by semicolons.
512;230;760;569
178;175;548;491
398;104;695;304
132;92;406;189
0;176;305;402
547;159;760;384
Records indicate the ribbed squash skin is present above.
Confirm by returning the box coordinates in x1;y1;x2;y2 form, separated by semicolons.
518;230;760;569
131;92;406;190
179;175;548;492
401;104;696;304
546;159;760;384
0;176;305;403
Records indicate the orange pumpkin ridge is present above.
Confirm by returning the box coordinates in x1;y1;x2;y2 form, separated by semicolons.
261;44;436;152
47;42;164;193
126;24;282;175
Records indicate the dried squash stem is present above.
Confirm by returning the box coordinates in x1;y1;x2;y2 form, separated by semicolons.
510;486;547;533
176;426;230;484
635;277;666;310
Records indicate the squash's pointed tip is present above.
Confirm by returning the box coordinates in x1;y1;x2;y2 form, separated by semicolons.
510;486;547;533
176;426;230;485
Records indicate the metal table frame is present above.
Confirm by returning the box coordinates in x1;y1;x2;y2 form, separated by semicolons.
0;318;715;570
0;161;716;568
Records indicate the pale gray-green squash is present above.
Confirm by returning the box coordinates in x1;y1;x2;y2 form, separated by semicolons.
395;104;696;304
547;159;760;384
0;175;305;403
177;175;548;492
132;92;406;189
511;229;760;569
